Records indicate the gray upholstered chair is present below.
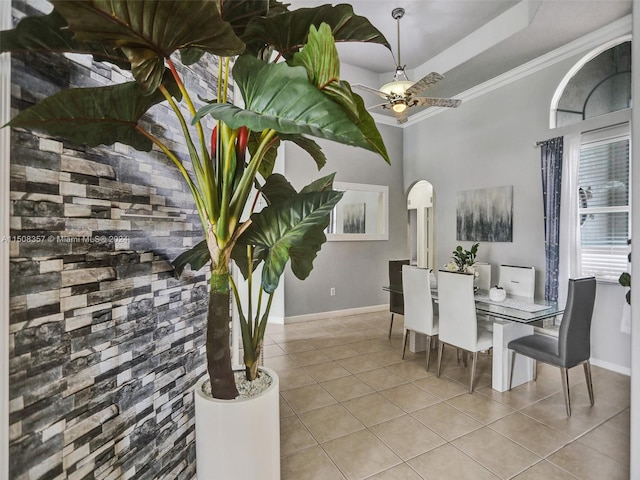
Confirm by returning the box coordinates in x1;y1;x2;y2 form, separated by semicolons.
402;265;439;370
508;276;596;416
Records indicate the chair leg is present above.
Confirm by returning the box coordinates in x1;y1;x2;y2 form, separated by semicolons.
533;359;538;381
402;329;409;359
560;367;571;416
469;351;478;394
388;313;395;339
425;336;432;371
436;342;444;377
508;350;516;391
584;361;595;406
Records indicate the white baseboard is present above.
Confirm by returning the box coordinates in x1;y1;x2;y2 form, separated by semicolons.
285;304;388;324
591;357;631;376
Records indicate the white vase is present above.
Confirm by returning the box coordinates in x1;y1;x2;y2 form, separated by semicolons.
194;367;280;480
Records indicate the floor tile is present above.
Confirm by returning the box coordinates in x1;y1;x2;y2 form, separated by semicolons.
356;367;408;391
379;383;440;412
488;412;571;457
349;339;393;355
280;416;318;455
304;361;352;383
289;349;334;366
411;402;483;441
280;396;295;418
281;384;337;414
319;345;362;360
322;429;402;480
281;446;346;480
279;339;318;354
512;460;579;480
264;354;300;372
299;404;364;443
384;359;433;381
277;367;317;391
366;463;423;480
370;414;446;460
453;427;541;479
320;375;375;402
408;444;499;480
547;441;629;480
577;422;630;465
343;393;405;427
412;375;467;400
446;393;515;424
337;355;383;374
604;407;630;434
365;350;405;367
263;343;287;358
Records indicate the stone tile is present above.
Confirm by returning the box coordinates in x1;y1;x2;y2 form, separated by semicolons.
366;463;423;480
343;393;405;427
304;361;352;383
379;383;440;412
453;427;541;479
446;393;515;424
322;429;402;480
547;441;629;480
512;460;580;480
409;444;499;480
264;354;300;373
489;412;571;457
364;350;405;367
411;402;483;441
299;404;364;443
280;396;295;418
356;368;408;391
319;345;362;360
279;340;318;354
277;368;317;391
320;375;375;402
337;355;383;374
282;446;346;480
370;414;446;460
577;422;630;465
290;350;334;366
604;408;630;434
280;416;317;456
412;375;468;400
281;384;337;414
384;359;433;381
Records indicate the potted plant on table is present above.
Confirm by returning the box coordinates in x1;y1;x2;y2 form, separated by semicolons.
444;243;480;274
2;1;391;478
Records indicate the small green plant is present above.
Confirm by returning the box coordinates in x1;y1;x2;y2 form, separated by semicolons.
445;243;479;272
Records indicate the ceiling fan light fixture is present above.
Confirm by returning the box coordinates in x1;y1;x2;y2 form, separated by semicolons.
391;100;408;113
380;80;413;96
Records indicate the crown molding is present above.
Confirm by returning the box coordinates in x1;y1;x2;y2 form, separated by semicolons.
381;14;633;129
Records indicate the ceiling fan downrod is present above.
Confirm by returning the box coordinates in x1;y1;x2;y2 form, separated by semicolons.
392;7;405;69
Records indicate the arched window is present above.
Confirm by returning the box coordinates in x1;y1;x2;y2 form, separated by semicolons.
550;37;631;129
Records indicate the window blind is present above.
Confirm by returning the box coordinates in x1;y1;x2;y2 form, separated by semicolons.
578;129;630;281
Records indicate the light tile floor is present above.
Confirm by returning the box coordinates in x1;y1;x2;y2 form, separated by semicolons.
263;311;630;480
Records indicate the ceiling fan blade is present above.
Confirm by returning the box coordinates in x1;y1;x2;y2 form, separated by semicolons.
405;72;444;96
366;102;390;111
352;83;389;99
394;111;408;124
413;97;462;108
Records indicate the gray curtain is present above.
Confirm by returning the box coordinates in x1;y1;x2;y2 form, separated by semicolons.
540;137;564;301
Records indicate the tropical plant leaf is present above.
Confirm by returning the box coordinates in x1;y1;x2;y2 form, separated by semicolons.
238;190;343;293
50;0;245;94
7;71;181;152
619;272;631;287
247;131;280;180
347;82;390;163
280;135;327;170
260;174;297;206
221;0;289;39
172;240;210;276
291;23;358;119
243;4;391;58
179;48;206;66
230;243;267;281
300;172;336;194
0;9;130;68
289;223;329;281
195;54;389;162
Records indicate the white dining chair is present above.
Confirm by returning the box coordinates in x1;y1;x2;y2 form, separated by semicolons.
402;265;439;371
498;265;535;297
474;263;491;291
436;270;493;393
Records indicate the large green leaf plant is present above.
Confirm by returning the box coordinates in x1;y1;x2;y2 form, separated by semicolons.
2;0;390;399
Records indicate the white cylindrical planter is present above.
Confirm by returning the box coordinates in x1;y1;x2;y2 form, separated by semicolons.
194;367;280;480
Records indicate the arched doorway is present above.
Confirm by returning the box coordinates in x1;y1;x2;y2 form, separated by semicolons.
407;180;435;269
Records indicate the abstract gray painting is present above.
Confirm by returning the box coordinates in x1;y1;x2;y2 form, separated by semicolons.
343;203;366;233
457;186;513;242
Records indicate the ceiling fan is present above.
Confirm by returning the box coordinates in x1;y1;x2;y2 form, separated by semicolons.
353;7;461;124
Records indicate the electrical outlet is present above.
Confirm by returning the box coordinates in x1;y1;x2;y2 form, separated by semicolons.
330;287;335;296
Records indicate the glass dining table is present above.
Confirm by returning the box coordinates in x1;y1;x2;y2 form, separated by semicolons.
383;284;565;392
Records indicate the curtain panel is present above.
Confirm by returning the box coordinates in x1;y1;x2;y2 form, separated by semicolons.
540;137;564;301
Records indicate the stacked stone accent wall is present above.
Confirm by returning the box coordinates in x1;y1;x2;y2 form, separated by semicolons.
8;1;220;478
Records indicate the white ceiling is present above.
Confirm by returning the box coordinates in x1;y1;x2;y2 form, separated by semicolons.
289;0;632;114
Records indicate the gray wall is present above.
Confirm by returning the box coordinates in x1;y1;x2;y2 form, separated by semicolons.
282;61;406;317
403;51;631;371
283;124;406;317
